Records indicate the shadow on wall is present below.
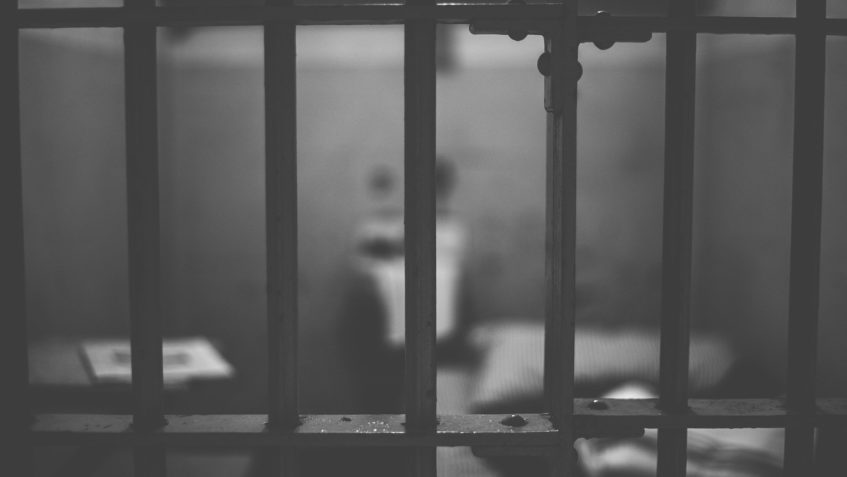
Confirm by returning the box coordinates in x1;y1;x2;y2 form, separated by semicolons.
18;25;847;414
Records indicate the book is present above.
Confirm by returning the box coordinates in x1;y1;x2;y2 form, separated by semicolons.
81;337;234;385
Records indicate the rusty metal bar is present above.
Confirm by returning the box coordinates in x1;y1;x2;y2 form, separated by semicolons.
14;6;847;35
1;4;30;476
784;0;827;473
124;0;166;476
404;0;437;474
657;0;696;475
28;399;847;446
542;2;578;475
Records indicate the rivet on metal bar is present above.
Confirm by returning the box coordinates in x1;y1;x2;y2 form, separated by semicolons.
578;10;653;48
537;52;551;76
506;0;528;41
588;399;609;410
591;11;615;50
470;8;651;49
500;414;529;427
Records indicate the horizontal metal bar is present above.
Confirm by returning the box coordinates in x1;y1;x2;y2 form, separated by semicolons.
12;6;847;35
578;398;847;433
28;399;847;446
15;4;562;28
580;15;847;36
30;413;557;447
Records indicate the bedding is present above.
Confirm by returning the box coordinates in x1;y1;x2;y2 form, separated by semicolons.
467;322;784;477
576;383;783;477
469;322;736;412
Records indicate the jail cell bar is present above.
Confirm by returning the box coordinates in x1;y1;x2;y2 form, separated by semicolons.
265;0;300;475
7;3;847;477
403;0;438;474
1;0;29;474
123;0;167;476
656;0;696;475
785;0;827;473
543;2;579;476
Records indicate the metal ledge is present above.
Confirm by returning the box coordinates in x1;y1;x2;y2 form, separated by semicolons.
29;398;847;447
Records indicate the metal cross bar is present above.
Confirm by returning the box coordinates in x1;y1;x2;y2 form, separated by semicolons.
28;398;847;446
12;6;847;35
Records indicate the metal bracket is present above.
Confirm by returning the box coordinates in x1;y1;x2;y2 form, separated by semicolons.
469;4;652;79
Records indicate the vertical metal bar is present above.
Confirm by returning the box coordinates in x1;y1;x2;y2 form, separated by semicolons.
657;0;696;475
405;0;437;474
125;0;165;432
1;4;31;476
134;446;167;477
408;447;437;477
265;0;300;473
265;2;299;434
785;0;826;473
124;1;166;475
543;2;577;475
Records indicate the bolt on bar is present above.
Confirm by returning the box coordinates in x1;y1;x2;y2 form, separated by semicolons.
264;0;300;475
1;2;30;475
657;0;696;475
785;0;827;473
124;0;166;475
542;1;578;475
404;0;438;474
